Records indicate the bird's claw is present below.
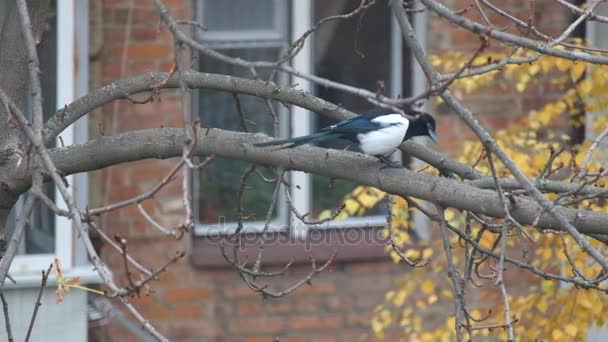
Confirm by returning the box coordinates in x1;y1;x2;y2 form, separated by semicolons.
376;155;401;169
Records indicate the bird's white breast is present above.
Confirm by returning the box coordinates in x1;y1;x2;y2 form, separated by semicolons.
357;114;409;155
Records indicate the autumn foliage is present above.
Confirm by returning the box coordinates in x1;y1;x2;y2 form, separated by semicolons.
328;42;608;341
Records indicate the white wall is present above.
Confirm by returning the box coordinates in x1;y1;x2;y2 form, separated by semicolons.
0;287;87;342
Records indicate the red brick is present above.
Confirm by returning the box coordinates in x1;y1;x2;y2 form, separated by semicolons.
163;287;214;302
131;27;159;41
294;281;336;295
224;283;261;299
306;334;340;342
168;320;219;339
140;304;173;321
127;43;172;59
288;315;343;331
326;296;353;311
243;337;281;342
228;317;285;335
265;300;293;313
293;296;322;312
174;304;204;319
237;299;263;315
346;312;372;328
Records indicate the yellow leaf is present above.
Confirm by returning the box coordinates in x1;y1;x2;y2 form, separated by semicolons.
421;279;435;295
404;249;421;260
516;81;526;93
529;63;541;75
578;79;593;95
422;248;433;259
579;292;594;309
416;299;428;310
540;56;554;73
555;59;571;72
394;290;407;306
571;62;586;79
552;329;564;341
565;324;578;337
537;297;549;313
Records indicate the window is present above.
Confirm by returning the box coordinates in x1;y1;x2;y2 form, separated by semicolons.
309;0;405;221
2;0;87;275
194;1;412;239
195;0;289;235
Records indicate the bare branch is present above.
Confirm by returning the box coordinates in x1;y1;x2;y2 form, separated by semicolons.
24;263;53;342
0;291;13;342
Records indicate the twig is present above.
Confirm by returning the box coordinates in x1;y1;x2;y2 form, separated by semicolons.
0;292;13;342
24;263;53;342
120;297;169;342
284;187;346;226
0;194;36;286
384;195;430;267
573;126;608;181
435;205;466;342
87;221;153;277
252;169;285;273
87;159;185;216
407;197;607;291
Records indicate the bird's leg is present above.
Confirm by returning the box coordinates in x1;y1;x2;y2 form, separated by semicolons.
376;155;401;169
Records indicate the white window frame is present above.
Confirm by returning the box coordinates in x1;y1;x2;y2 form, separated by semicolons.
194;0;290;236
194;0;410;237
198;0;287;48
10;0;79;275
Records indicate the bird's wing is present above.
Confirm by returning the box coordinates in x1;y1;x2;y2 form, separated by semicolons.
323;115;381;134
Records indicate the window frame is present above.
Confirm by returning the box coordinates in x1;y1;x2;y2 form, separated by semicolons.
9;0;83;275
193;0;412;239
197;0;287;47
193;0;291;236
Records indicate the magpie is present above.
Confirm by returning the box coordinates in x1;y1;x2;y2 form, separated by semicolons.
254;108;438;168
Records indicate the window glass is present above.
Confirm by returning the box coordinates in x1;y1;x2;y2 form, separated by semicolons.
203;0;275;32
197;6;289;230
311;0;394;217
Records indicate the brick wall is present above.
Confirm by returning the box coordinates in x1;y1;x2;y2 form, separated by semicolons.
90;0;573;341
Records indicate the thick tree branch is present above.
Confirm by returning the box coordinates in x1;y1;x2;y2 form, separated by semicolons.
42;71;477;179
47;127;608;237
43;70;608;200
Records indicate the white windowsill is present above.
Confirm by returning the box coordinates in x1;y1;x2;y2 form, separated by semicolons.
4;265;103;289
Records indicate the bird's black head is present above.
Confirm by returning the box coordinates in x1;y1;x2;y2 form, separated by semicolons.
404;111;438;143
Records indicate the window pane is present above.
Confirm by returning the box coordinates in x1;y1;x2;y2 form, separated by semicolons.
197;48;285;227
203;0;276;32
311;0;393;217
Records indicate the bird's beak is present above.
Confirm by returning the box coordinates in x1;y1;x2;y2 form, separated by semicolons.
429;129;439;144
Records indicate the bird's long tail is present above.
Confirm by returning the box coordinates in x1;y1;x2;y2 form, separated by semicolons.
254;131;337;149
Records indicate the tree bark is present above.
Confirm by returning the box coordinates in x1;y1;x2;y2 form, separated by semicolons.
0;0;51;242
46;127;608;237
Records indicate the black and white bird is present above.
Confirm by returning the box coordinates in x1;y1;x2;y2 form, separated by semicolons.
254;108;438;167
